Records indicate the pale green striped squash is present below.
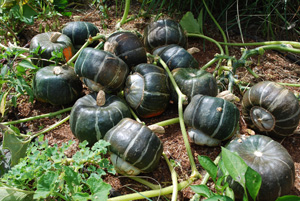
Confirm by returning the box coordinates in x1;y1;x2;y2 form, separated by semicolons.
69;93;131;146
104;118;163;175
74;48;129;93
184;94;239;146
242;81;300;138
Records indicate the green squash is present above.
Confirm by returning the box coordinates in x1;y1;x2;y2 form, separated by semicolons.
61;21;100;49
143;19;187;53
74;47;129;93
153;44;199;71
170;68;218;102
32;65;82;105
30;32;75;67
104;118;163;175
225;134;295;201
124;63;170;118
69;92;131;146
242;81;300;138
105;31;147;67
184;94;239;146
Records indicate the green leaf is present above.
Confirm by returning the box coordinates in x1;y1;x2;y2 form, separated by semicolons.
190;185;214;198
197;8;204;34
180;11;200;34
34;172;58;199
0;91;8;117
64;166;81;193
221;147;248;187
17;60;37;70
205;195;234;201
198;155;217;182
245;167;261;201
225;187;235;200
72;192;90;201
0;186;34;201
276;195;300;201
87;176;111;201
2;126;30;166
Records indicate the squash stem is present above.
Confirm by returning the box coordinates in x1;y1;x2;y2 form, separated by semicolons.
67;34;106;66
162;152;178;201
107;176;196;201
148;53;198;176
123;175;161;190
202;0;229;56
187;33;224;55
219;40;300;48
152;117;180;127
2;107;72;126
116;0;131;29
29;115;70;140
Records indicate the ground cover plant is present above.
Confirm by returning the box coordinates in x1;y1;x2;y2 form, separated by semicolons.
1;0;300;200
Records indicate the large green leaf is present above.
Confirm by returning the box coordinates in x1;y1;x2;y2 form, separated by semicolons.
87;176;111;201
245;167;261;201
276;195;300;201
34;172;58;199
0;186;33;201
1;125;30;166
180;11;200;34
221;147;248;187
190;185;213;198
198;155;217;182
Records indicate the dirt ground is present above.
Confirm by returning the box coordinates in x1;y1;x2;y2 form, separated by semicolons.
1;2;300;200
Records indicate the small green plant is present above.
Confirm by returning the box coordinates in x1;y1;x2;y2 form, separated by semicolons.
0;136;115;200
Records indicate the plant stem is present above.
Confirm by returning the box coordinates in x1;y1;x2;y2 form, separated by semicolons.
29;115;70;140
202;0;229;55
124;176;160;190
67;34;106;66
152;117;179;127
278;83;300;87
163;152;178;201
107;177;196;201
116;0;131;29
187;33;224;55
2;107;72;125
219;40;300;48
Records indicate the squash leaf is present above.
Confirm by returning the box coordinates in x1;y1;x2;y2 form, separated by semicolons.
198;155;217;182
0;185;33;201
1;125;30;166
276;195;300;201
190;185;214;198
180;11;200;34
34;172;59;199
221;147;248;187
245;167;261;201
205;195;234;201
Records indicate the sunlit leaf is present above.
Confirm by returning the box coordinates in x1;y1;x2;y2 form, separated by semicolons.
245;167;261;201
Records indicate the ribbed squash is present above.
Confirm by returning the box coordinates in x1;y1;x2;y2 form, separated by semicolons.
124;63;170;118
74;47;129;93
184;94;239;146
143;19;187;52
153;44;199;71
170;68;218;102
225;134;295;201
105;31;147;67
61;21;100;49
30;32;75;67
242;81;300;138
32;66;82;105
104;118;163;175
69;92;131;146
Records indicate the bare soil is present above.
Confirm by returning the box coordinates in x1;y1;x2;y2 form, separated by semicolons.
1;3;300;200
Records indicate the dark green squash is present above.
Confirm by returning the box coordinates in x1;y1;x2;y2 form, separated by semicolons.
69;92;131;146
225;134;295;201
30;32;75;67
74;47;129;93
184;94;239;146
170;68;218;102
153;44;199;71
32;65;82;105
61;21;100;50
143;19;187;53
124;63;170;118
242;81;300;138
105;31;147;67
104;118;163;175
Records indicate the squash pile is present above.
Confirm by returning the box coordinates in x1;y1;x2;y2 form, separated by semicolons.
29;18;299;198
